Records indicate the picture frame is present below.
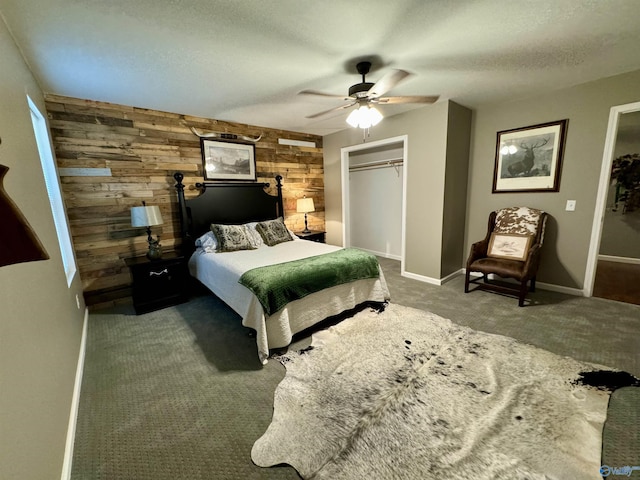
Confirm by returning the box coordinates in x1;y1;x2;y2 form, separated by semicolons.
487;233;533;261
492;119;568;193
200;138;256;181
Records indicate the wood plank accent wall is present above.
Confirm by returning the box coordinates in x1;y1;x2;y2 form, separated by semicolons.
44;94;324;305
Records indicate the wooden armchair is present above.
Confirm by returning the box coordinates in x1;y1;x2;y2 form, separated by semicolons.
464;207;548;307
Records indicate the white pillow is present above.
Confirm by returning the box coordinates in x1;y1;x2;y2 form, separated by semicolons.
194;231;218;253
288;228;301;240
245;220;299;243
243;222;265;248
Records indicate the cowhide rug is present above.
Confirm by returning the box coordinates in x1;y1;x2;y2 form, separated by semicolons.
252;303;639;480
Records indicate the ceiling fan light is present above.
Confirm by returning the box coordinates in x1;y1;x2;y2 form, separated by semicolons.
346;105;384;129
369;106;383;126
346;108;361;128
357;106;373;129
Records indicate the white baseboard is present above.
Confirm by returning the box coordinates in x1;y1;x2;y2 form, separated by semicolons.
402;269;443;285
401;268;463;286
358;246;402;261
441;268;464;284
61;307;88;480
535;281;585;297
598;254;640;265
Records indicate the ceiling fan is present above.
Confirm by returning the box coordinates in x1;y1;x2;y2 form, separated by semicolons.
300;61;439;127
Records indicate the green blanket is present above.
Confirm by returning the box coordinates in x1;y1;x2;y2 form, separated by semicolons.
238;248;380;316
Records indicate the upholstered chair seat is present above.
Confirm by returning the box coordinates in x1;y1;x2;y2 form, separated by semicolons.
469;257;529;279
464;207;548;307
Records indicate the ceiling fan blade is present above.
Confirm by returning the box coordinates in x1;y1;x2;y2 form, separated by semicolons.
305;102;356;119
299;89;349;100
367;69;411;98
375;95;439;105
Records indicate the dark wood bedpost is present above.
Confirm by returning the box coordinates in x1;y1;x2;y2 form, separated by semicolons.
174;172;191;253
275;174;284;219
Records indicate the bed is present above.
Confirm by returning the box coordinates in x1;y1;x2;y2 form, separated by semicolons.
174;172;390;364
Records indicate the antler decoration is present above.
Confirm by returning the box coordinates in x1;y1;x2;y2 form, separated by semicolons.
190;126;262;143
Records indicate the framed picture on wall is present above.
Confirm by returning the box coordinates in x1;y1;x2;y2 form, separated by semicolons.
199;138;256;181
492;119;568;193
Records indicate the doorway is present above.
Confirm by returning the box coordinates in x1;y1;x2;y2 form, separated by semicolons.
586;101;640;305
341;135;408;271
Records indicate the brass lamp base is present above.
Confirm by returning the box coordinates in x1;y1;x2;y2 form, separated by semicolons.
301;213;311;234
146;244;162;260
146;229;162;260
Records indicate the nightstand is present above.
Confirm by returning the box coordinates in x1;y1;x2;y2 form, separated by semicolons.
295;230;326;243
125;251;189;314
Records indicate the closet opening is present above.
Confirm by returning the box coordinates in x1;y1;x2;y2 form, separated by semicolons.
341;135;408;271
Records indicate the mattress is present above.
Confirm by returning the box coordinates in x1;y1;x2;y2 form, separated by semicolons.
188;239;390;364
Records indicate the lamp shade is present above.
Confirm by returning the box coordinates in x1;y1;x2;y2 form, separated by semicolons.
296;197;315;214
346;105;383;129
131;205;163;227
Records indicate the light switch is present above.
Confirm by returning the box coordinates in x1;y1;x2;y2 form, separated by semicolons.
566;200;576;211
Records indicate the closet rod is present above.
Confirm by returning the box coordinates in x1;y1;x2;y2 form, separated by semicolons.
348;158;404;171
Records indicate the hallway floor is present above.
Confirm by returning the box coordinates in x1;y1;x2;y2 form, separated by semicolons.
593;259;640;306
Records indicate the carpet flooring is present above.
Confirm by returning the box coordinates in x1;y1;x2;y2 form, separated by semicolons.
71;258;640;479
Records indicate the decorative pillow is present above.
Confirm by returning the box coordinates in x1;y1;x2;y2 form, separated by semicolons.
195;231;218;253
255;217;293;246
210;224;255;252
487;233;533;262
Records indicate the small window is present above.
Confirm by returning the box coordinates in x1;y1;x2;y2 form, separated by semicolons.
27;96;77;286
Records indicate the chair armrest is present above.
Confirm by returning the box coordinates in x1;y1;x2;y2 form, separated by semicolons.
522;243;543;277
466;239;489;267
467;211;497;268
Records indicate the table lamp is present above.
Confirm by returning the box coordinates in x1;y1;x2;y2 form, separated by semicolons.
131;202;163;259
296;197;315;234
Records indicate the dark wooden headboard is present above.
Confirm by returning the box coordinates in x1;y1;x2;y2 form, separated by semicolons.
174;172;283;253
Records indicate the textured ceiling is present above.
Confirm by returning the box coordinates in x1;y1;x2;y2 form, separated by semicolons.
2;0;640;136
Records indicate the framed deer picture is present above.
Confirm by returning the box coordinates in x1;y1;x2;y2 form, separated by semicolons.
492;119;568;193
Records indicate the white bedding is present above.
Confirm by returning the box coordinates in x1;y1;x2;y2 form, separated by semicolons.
188;238;390;364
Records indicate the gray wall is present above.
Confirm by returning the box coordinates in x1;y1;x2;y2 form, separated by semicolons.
466;69;640;290
325;72;640;290
0;20;86;480
442;102;472;277
324;100;470;281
